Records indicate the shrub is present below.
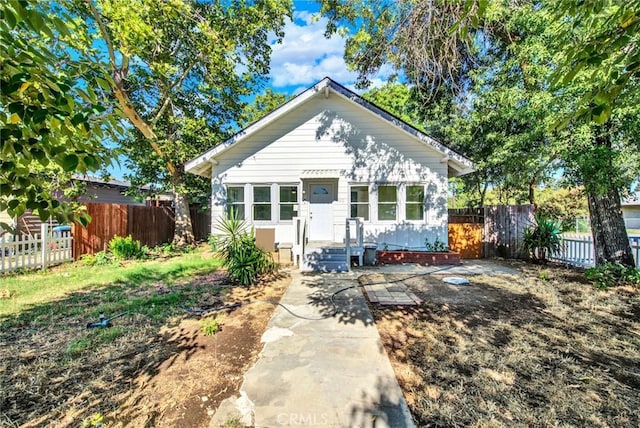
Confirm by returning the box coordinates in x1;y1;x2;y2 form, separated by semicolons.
585;262;640;290
215;215;276;285
79;251;112;266
108;235;145;260
208;234;220;251
521;213;561;263
94;251;112;265
201;317;220;336
424;237;448;252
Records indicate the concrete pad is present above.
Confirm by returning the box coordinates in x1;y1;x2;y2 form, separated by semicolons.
214;270;415;428
360;259;520;276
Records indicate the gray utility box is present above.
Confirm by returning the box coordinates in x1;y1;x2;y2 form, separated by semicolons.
363;244;377;266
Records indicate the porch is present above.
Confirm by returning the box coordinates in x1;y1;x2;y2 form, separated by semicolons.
292;217;369;272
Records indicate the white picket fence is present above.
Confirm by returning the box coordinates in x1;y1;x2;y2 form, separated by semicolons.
551;234;640;268
0;224;73;273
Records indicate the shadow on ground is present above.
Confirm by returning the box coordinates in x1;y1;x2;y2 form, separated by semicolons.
366;269;640;427
300;272;375;326
0;264;287;427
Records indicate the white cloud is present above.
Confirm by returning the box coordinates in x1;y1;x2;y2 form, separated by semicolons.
269;11;394;92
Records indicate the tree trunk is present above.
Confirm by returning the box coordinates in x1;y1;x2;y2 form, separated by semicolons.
173;190;195;246
587;185;634;267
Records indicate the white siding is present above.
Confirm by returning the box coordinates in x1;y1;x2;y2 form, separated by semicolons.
623;206;640;230
210;93;449;247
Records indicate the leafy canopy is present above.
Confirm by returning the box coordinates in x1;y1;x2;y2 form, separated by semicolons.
0;0;119;226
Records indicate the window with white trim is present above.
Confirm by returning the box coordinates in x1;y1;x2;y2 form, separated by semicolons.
253;186;271;221
406;185;425;221
377;185;397;221
279;186;298;221
226;186;244;219
350;186;369;220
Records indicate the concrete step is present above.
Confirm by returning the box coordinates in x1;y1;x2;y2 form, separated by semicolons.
302;247;348;272
301;259;349;273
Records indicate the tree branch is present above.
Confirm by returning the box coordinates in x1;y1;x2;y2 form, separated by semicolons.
85;0;117;70
85;0;176;176
151;55;201;126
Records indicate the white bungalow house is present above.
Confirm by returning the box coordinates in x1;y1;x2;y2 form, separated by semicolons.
185;77;474;271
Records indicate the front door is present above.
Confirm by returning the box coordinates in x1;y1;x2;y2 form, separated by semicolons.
307;181;335;241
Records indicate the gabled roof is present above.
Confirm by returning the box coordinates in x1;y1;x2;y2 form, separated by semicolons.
185;77;475;178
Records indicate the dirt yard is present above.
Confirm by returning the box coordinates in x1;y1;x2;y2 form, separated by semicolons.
362;262;640;428
0;272;290;427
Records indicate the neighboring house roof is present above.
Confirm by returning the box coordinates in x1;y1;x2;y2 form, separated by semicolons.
622;191;640;207
185;77;475;178
72;175;173;200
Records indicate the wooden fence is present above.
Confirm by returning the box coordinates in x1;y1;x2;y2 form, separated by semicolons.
73;203;210;259
448;205;535;259
1;224;73;273
483;204;534;258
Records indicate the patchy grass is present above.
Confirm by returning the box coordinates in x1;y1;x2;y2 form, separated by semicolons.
0;245;290;426
0;248;222;316
364;262;640;428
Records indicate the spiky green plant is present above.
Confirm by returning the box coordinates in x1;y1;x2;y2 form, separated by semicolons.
521;213;562;263
214;214;276;285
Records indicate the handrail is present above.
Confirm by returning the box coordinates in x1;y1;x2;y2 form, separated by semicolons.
345;217;365;271
292;216;308;268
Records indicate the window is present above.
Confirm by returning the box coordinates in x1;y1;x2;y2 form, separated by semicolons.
350;186;369;220
226;186;244;219
253;186;271;221
406;185;425;221
378;185;397;221
279;186;298;221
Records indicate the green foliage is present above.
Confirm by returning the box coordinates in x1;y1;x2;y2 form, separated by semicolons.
585;263;640;290
536;187;589;232
81;413;105;428
79;251;113;266
214;215;276;286
208;234;220;251
108;235;145;260
424;237;448;252
0;0;118;224
239;88;291;126
69;0;294;243
550;0;640;125
200;316;220;336
521;214;562;263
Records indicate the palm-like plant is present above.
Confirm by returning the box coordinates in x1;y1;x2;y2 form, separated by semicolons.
213;213;276;285
521;213;562;263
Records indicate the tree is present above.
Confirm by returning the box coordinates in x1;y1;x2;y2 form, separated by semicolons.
69;0;292;245
239;88;291;126
321;0;639;267
0;0;117;227
551;0;640;125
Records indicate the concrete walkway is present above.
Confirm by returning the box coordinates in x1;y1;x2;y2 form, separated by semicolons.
211;270;415;428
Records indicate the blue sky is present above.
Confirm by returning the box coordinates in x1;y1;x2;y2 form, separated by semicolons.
107;1;394;180
267;1;393;95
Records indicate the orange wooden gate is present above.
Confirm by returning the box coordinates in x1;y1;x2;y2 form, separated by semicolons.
448;223;483;259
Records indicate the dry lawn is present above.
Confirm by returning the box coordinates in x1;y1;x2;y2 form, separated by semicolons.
0;270;289;427
363;262;640;428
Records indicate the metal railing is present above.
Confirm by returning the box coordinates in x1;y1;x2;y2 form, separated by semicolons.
345;217;364;271
292;216;307;268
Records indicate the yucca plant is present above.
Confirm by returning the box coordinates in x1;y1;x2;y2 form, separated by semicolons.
521;213;562;263
214;214;276;285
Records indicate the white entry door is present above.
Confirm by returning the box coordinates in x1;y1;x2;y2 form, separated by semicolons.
307;181;335;241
